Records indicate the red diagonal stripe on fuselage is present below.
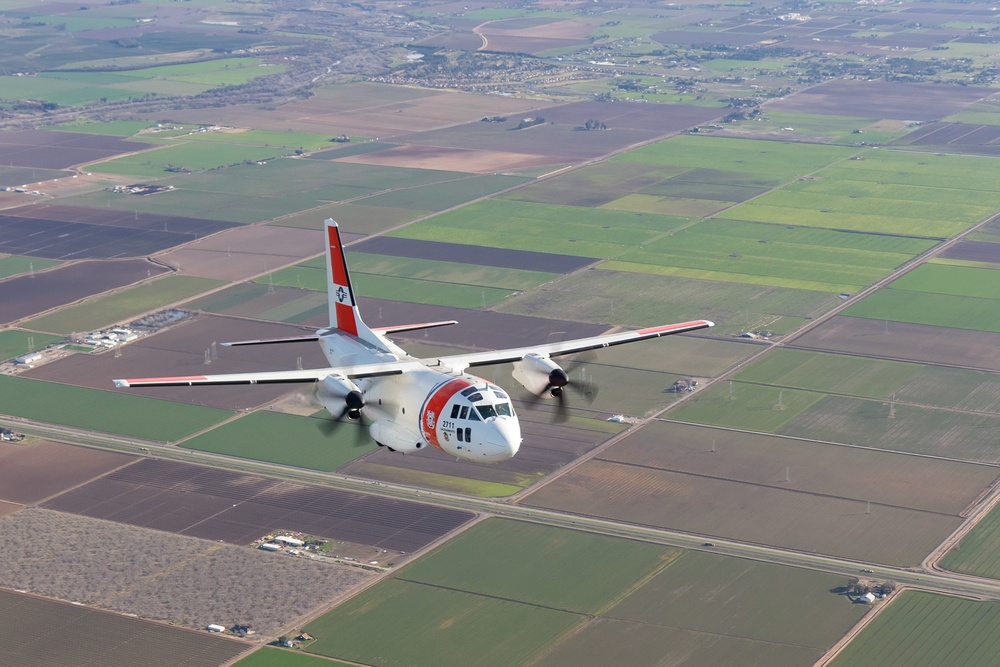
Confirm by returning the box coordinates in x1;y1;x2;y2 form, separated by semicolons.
419;377;472;450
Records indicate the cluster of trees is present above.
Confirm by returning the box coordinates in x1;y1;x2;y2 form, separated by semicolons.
514;117;544;130
846;577;896;597
582;119;608;131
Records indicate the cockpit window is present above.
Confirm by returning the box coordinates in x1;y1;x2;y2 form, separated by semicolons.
459;406;469;419
469;409;481;421
467;393;483;403
496;403;513;417
494;389;509;400
461;387;479;397
476;405;497;419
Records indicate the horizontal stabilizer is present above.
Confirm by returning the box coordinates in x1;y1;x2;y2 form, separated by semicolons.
221;335;320;347
374;320;458;335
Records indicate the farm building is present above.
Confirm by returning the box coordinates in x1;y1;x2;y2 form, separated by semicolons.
275;536;304;548
14;352;42;365
259;542;281;552
858;592;876;604
206;624;226;633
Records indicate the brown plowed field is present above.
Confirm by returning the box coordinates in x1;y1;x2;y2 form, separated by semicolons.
42;458;474;551
766;81;993;121
0;588;247;667
156;224;322;280
0;440;134;504
335;143;560;173
24;314;331;410
0;500;20;517
0;259;167;324
0;130;140;169
938;240;1000;264
0;203;237;260
351;235;597;273
789;315;1000;371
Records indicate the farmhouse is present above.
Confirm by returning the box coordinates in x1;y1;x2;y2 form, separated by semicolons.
14;351;42;365
274;535;304;548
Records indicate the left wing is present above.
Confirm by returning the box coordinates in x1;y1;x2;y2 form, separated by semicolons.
424;320;714;371
112;360;424;388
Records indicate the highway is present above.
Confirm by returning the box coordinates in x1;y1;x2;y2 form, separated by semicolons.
12;416;1000;603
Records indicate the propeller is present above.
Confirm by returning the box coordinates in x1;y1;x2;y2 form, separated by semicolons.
313;377;369;446
528;353;599;422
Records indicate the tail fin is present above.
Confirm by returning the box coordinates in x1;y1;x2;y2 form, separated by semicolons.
325;219;390;351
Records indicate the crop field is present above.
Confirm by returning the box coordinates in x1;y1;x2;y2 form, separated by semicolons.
608;218;931;291
183;411;377;471
305;578;582;667
88;142;293;177
390;199;693;259
0;129;143;170
0;440;134;505
346;253;559;291
398;519;673;612
843;290;1000;333
791;316;1000;372
613;135;856;182
727;111;878;140
719;205;967;238
271;202;425;234
524;457;963;565
0;375;231;441
495;268;843;336
583;333;756;378
820;149;1000;193
605;421;997;516
941;503;1000;579
830;592;1000;667
733;348;923;398
22;275;222;334
778;395;1000;464
165;129;338;151
0;255;60;280
0;329;63;362
502;162;691;208
0;509;372;636
0;588;247;667
892;365;1000;415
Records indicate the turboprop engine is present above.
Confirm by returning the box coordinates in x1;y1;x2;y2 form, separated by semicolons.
316;373;365;420
512;353;568;398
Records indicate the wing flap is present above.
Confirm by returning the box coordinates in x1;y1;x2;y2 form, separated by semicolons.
113;360;423;388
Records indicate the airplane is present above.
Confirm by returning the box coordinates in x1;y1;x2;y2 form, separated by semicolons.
114;219;713;463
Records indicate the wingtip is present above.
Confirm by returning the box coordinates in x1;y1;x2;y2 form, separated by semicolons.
704;320;715;327
113;379;130;388
324;218;338;227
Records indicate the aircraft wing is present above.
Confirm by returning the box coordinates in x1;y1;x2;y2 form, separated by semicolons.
425;319;714;370
112;360;425;388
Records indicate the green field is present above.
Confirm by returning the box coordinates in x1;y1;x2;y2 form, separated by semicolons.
357;174;530;211
0;256;60;280
88;143;291;177
270;202;426;234
734;348;923;398
608;217;931;291
183;410;376;470
495;268;843;336
0;330;64;362
941;504;1000;579
830;592;1000;667
669;381;824;432
23;275;223;335
843;290;1000;333
614;135;857;182
390;199;689;258
304;578;582;667
779;394;1000;463
399;519;674;613
0;375;230;441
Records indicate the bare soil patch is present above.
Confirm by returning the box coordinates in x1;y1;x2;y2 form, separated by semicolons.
42;457;474;552
1;259;167;325
790;315;1000;371
351;236;597;273
0;508;373;635
0;588;246;667
157;224;322;280
0;130;140;169
0;440;134;504
0;203;237;260
939;240;1000;264
766;81;992;121
335;144;556;173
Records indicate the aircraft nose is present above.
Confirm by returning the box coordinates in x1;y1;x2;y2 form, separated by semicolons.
484;418;520;462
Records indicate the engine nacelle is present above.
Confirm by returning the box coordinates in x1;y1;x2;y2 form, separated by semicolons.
512;353;567;396
316;373;364;418
369;420;426;453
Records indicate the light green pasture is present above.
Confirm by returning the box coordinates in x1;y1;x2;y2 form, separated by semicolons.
88;143;291;177
0;330;64;362
886;263;1000;298
668;382;824;432
0;256;60;280
843;290;1000;333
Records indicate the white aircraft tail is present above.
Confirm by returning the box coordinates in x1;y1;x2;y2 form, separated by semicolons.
325;219;391;352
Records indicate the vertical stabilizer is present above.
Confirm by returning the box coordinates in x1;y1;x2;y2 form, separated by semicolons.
325;219;390;351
